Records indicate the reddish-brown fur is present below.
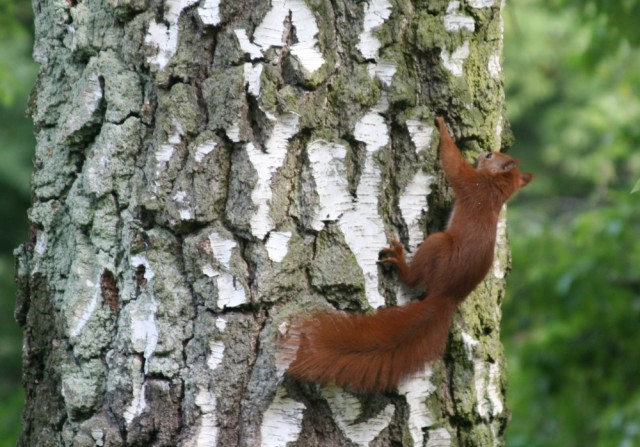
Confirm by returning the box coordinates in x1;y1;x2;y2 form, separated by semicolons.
283;117;533;392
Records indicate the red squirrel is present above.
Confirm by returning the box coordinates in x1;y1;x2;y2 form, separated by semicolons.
282;117;533;392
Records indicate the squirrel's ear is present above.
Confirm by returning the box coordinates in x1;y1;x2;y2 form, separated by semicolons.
520;172;533;187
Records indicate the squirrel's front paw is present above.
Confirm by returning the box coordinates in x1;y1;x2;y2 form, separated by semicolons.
379;239;404;264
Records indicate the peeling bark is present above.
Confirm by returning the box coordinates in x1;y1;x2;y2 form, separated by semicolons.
19;0;511;445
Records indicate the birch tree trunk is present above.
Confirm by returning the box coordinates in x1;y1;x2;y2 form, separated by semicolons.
17;0;511;445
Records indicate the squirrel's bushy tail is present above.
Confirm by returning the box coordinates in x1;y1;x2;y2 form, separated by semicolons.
280;296;457;392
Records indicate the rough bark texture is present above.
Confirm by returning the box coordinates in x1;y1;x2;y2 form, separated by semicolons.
17;0;511;445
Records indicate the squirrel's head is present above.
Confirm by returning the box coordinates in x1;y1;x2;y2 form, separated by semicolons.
477;152;533;188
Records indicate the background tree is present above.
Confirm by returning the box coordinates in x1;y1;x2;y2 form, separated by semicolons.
15;0;515;445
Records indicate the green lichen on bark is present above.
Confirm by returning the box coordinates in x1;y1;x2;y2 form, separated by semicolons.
309;225;367;308
411;11;448;53
202;65;247;133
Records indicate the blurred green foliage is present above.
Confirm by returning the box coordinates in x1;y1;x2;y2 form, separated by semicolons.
0;0;36;445
548;0;640;64
504;1;640;446
0;0;35;106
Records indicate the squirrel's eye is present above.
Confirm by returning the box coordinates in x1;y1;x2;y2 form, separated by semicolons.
485;153;493;159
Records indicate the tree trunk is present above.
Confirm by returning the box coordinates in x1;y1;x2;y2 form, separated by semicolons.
17;0;511;445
